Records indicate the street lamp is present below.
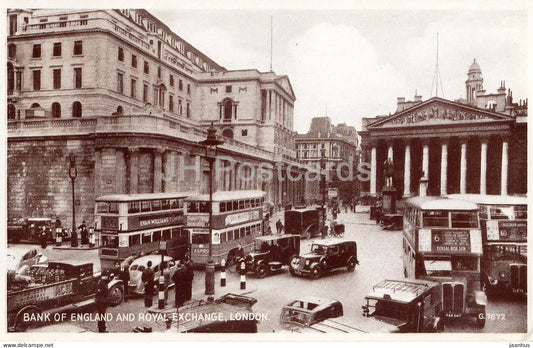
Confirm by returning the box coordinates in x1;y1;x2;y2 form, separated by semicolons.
320;148;327;238
68;153;78;247
199;122;224;295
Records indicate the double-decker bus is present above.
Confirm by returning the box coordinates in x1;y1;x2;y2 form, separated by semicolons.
185;190;265;266
449;194;527;296
402;196;487;328
95;192;191;270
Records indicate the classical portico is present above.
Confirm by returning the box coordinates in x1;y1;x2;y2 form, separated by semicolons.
360;97;526;198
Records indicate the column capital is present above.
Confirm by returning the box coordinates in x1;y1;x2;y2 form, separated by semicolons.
479;135;490;144
459;135;470;144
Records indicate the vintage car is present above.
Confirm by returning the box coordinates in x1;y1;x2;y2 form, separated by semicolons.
278;297;397;333
289;239;358;278
362;278;444;333
128;255;179;295
7;245;48;274
244;234;300;277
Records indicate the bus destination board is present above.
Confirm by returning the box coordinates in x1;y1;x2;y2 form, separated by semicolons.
486;220;526;241
431;230;471;253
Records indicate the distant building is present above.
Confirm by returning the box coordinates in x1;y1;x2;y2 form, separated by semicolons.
296;117;359;204
359;60;527;198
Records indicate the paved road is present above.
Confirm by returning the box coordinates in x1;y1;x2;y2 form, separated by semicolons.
19;209;527;334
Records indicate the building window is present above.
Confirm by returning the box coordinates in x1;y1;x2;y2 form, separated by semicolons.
15;71;22;91
32;44;41;58
186;102;190;118
143;83;148;102
131;79;137;99
153;87;159;106
118;47;124;62
9;15;17;36
117;72;124;94
132;54;137;68
72;101;82;117
144;61;149;74
8;44;16;59
223;100;232;122
33;70;41;90
178;99;182;115
53;69;61;89
170;75;174;87
74;68;82;88
222;129;234;139
169;95;174;112
226;85;232;93
178;79;183;91
157;67;161;78
73;40;83;55
241;129;248;136
52;102;61;118
187;84;191;94
53;42;62;57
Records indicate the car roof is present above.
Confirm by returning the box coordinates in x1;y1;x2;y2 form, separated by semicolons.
366;279;439;303
311;238;354;246
131;255;174;266
255;234;299;241
6;245;40;257
284;297;342;313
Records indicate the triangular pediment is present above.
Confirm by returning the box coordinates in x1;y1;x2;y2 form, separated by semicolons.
368;97;514;128
275;76;296;100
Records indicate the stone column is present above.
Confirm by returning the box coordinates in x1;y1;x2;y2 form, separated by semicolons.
440;139;448;196
501;137;509;195
153;148;163;193
370;144;377;196
422;141;429;179
128;148;140;194
480;137;488;195
460;137;468;194
403;141;411;197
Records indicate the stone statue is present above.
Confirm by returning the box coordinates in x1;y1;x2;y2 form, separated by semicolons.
383;158;394;187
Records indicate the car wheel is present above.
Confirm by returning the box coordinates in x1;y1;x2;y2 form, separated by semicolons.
311;265;321;279
108;284;124;306
256;264;268;278
347;258;356;272
15;307;41;332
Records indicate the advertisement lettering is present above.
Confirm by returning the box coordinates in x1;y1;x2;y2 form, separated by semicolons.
431;230;471;253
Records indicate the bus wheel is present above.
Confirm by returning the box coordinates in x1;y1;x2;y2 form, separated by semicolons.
15;307;41;332
256;264;268;278
475;311;486;329
108;284;124;306
311;266;321;279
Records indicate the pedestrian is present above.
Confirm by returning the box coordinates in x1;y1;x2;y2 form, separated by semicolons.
118;262;130;302
162;261;171;305
39;226;47;249
112;262;121;278
95;273;109;333
79;220;88;245
172;265;186;308
276;219;283;234
184;259;194;302
54;216;62;241
142;261;155;308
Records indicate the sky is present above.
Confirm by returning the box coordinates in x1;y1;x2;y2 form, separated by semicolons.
149;2;528;133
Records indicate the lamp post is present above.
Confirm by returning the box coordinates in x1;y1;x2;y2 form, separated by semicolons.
68;153;78;247
320;148;327;238
199;122;224;295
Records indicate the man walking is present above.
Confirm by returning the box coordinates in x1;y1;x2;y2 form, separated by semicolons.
142;261;154;308
184;259;194;302
172;265;185;308
95;273;109;333
119;262;130;302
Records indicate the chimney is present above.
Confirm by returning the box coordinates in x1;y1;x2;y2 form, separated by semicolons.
414;95;422;102
397;97;405;112
419;173;428;197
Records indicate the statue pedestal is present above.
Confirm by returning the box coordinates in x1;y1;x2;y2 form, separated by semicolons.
381;186;397;214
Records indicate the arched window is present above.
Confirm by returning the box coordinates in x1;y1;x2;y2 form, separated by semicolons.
31;103;40;108
72;101;82;117
8;104;16;120
222;128;234;139
52;102;61;118
117;106;123;114
223;99;232;122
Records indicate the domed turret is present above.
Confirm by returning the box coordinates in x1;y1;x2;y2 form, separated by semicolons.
466;59;483;103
